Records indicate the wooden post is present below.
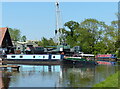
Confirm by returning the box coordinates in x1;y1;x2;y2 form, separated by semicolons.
2;58;7;65
17;66;20;71
48;65;51;72
53;66;55;71
0;58;2;65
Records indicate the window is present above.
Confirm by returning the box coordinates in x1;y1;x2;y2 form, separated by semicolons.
20;56;23;58
33;56;35;58
11;56;15;58
53;56;55;58
43;56;45;58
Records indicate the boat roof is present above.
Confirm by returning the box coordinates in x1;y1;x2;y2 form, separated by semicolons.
80;54;95;57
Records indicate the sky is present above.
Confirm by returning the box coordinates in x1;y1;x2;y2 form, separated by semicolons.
1;2;118;40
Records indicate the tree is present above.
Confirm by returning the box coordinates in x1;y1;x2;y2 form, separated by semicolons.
48;38;57;46
79;19;107;54
38;37;57;47
64;21;79;47
21;35;27;42
110;20;120;57
64;21;79;37
8;28;21;41
62;19;117;54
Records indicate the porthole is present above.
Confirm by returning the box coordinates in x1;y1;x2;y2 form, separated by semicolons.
11;56;15;58
20;56;23;58
43;56;45;58
33;56;35;58
53;56;55;58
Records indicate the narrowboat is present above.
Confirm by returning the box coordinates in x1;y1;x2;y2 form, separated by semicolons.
3;54;64;65
96;54;117;65
62;53;97;66
6;54;64;61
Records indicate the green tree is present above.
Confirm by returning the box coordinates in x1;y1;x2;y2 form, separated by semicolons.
8;28;21;41
48;38;57;46
64;21;79;37
64;21;79;47
79;19;107;54
21;35;27;42
38;37;57;47
62;19;117;54
110;20;119;57
41;37;49;47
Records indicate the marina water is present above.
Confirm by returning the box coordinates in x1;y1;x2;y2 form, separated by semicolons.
0;64;118;88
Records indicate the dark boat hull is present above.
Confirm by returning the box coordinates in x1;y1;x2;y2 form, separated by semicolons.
62;59;97;66
3;59;61;65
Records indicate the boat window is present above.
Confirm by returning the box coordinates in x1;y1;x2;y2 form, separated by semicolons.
43;56;45;58
53;56;55;58
33;56;35;58
11;56;15;58
20;56;23;58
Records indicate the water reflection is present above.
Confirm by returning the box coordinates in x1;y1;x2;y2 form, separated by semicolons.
59;64;117;87
0;69;15;89
59;65;95;87
0;64;118;88
0;71;4;89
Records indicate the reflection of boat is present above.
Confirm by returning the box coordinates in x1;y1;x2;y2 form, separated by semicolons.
96;61;116;65
61;61;96;68
96;54;117;65
63;53;97;66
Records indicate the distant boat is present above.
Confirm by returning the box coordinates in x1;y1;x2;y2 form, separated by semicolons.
63;53;97;66
96;54;117;59
96;54;117;65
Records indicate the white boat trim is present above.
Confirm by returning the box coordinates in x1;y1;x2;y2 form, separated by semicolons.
79;52;94;57
64;57;82;59
6;54;63;60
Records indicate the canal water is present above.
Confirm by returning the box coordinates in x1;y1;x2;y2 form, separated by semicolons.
0;64;118;88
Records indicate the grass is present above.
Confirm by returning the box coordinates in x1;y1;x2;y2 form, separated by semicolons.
92;71;119;88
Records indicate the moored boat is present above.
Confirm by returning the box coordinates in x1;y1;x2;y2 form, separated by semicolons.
2;54;64;65
63;53;97;66
96;54;117;65
6;54;64;61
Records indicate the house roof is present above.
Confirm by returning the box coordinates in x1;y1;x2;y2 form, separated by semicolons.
0;27;8;46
